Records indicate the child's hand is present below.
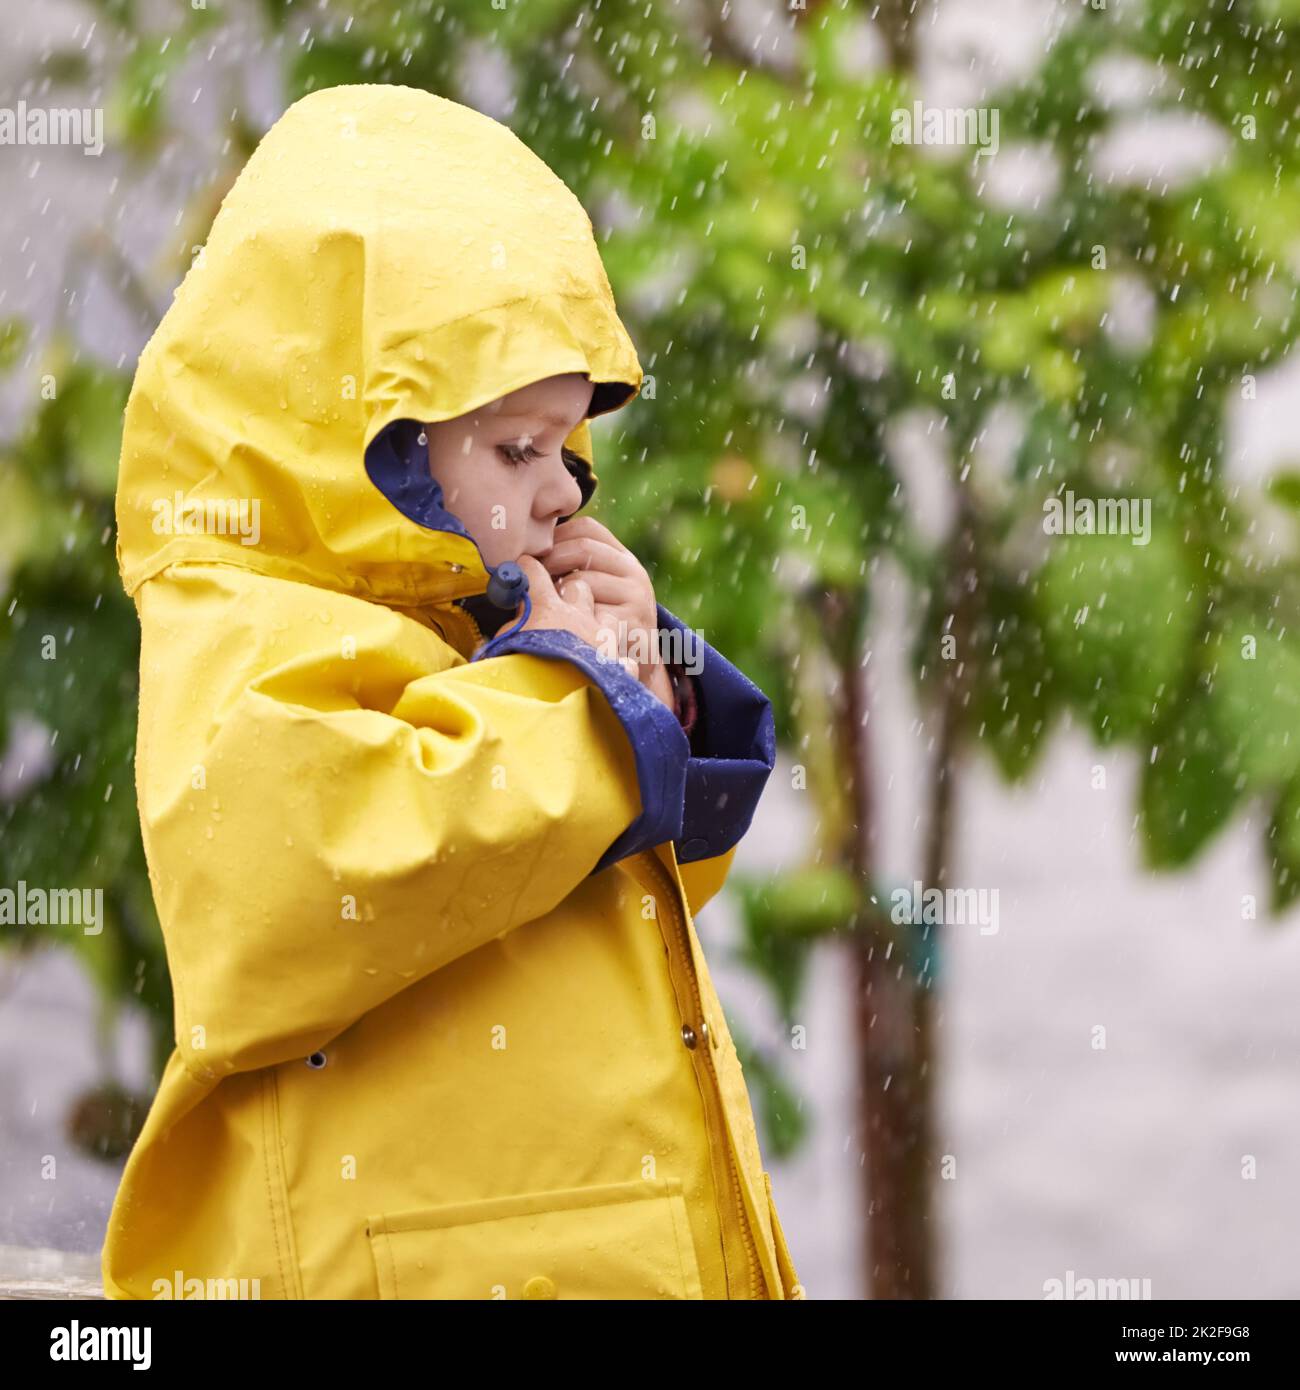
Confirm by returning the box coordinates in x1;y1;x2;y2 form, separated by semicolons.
513;555;640;681
539;518;671;707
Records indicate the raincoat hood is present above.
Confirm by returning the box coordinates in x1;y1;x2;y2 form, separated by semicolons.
114;83;643;608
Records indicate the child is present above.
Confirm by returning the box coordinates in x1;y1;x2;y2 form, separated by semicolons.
104;83;803;1301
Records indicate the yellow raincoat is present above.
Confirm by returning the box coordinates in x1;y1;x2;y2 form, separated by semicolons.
103;84;802;1300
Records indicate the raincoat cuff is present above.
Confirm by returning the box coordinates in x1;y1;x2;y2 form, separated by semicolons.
467;626;688;874
654;602;776;866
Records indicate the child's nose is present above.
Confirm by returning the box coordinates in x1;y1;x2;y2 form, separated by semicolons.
542;455;584;519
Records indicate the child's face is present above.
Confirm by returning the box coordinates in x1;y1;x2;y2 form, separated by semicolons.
424;372;593;567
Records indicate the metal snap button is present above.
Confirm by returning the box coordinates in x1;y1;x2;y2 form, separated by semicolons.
448;562;463;573
681;1023;698;1050
523;1274;557;1299
305;1050;327;1068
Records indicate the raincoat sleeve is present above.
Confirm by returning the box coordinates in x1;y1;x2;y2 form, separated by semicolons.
135;566;689;1079
654;602;777;917
466;623;691;876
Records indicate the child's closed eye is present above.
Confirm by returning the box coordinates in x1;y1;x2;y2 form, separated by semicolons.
497;442;544;467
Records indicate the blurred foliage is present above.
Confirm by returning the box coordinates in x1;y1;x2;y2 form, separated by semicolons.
0;344;174;1098
4;0;1300;1164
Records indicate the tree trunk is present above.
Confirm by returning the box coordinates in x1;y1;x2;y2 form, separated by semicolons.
826;476;977;1298
817;583;931;1297
899;478;980;1298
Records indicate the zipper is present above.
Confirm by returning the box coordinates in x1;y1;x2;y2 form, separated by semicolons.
423;598;762;1294
640;847;763;1300
458;602;485;650
420;600;485;656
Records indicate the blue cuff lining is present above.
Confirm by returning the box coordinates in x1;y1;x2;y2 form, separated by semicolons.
655;603;776;865
468;626;688;874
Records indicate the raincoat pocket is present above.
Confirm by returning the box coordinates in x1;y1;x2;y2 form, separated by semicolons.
763;1171;805;1300
365;1178;704;1300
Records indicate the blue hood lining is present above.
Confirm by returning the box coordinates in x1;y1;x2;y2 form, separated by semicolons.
364;418;595;638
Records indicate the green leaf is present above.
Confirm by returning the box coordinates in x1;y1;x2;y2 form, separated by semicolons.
1140;693;1241;867
288;39;371;100
1037;524;1198;743
60;367;130;494
108;43;177;150
733;867;857;1022
1266;470;1300;512
1267;779;1300;914
731;1024;809;1161
1206;618;1300;791
0;317;27;372
0;467;43;583
741;866;861;940
782;476;870;588
971;577;1059;780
